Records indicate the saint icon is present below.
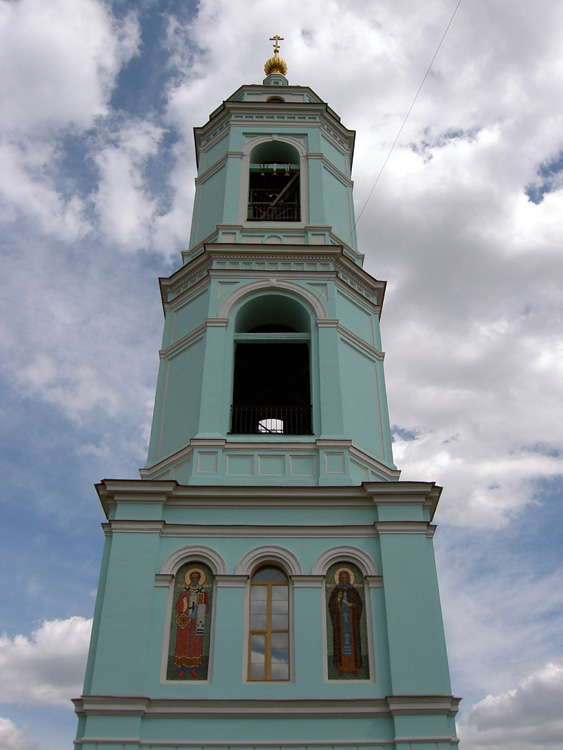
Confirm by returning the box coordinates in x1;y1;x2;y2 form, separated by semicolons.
328;567;363;677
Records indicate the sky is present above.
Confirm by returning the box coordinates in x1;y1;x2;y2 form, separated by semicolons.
0;0;562;748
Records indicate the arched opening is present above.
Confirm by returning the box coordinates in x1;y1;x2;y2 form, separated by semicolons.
248;565;289;681
230;295;312;435
247;141;300;222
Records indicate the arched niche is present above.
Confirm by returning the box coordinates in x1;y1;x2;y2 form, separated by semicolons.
311;546;379;577
230;292;313;435
239;135;308;225
159;545;228;577
235;545;303;577
247;141;301;222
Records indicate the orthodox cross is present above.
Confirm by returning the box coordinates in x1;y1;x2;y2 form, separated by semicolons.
270;35;284;55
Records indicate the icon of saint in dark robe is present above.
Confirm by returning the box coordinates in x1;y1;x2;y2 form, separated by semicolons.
328;567;363;677
174;567;208;673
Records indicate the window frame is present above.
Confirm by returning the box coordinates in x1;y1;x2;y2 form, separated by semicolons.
247;566;290;681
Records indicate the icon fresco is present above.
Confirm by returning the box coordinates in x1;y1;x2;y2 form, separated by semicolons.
325;561;370;680
167;561;213;680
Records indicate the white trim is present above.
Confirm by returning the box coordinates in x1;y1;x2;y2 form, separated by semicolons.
159;545;227;576
312;546;379;576
160;525;379;538
216;279;328;320
73;694;461;719
235;545;303;576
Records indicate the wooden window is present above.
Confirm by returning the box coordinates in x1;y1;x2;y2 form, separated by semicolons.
248;566;289;680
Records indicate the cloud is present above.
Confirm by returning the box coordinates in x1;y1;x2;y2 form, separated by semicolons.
0;618;91;707
437;534;563;705
0;0;140;241
0;0;139;134
458;661;563;750
0;718;36;750
93;120;166;251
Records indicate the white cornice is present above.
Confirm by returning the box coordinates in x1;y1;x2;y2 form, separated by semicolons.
104;521;435;539
97;480;441;520
161;244;385;311
158;525;380;538
73;694;459;720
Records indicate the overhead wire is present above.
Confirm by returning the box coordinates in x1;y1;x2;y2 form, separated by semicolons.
349;0;463;244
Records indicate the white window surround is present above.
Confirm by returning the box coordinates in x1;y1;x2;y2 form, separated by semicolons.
235;545;303;577
217;279;328;321
312;546;378;577
238;134;309;226
159;544;228;576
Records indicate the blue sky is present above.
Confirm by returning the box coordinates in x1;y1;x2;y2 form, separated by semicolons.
0;1;562;748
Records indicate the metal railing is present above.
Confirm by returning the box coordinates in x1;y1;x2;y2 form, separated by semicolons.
247;202;300;221
230;405;312;435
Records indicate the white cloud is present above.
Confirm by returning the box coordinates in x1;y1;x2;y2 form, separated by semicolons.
0;0;140;240
93;120;166;250
0;618;91;707
0;0;139;134
0;718;36;750
458;661;563;750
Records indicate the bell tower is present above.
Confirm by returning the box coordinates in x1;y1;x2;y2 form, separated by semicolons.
74;41;459;750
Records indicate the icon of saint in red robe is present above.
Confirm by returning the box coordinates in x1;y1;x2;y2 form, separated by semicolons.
174;568;209;673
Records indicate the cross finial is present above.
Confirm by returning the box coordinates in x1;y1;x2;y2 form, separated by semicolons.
269;35;284;56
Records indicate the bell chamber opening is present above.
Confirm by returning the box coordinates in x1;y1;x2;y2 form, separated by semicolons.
230;295;312;435
247;141;300;222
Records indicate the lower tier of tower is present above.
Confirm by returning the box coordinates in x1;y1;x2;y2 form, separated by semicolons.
74;480;459;748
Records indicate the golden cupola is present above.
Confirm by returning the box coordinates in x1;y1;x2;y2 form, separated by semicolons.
264;34;288;77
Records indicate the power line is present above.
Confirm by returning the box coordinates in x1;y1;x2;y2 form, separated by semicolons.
349;0;463;243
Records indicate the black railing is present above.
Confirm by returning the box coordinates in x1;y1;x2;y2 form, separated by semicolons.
247;202;300;221
230;405;313;435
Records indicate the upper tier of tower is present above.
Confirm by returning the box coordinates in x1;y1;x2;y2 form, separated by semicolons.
185;76;361;265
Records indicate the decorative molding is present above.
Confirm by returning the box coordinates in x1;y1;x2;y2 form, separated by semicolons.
374;522;434;536
312;546;379;577
214;574;247;587
158;544;227;576
160;524;380;538
73;694;460;720
364;574;384;588
98;480;441;517
337;324;385;361
158;323;207;359
235;545;303;577
154;573;173;588
216;278;328;320
292;575;324;588
107;520;165;534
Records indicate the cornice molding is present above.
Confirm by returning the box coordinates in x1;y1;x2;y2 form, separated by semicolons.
73;694;460;721
98;479;441;520
161;244;385;310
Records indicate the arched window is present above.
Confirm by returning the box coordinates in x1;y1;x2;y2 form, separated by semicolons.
248;141;300;221
248;566;289;681
230;294;312;435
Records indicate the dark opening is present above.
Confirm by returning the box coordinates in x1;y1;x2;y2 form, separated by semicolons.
248;168;300;222
247;141;301;222
231;342;312;434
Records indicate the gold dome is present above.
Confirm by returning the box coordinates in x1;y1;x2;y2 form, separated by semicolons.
264;35;288;77
264;53;288;77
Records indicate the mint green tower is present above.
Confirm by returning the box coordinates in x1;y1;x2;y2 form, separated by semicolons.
74;40;459;750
